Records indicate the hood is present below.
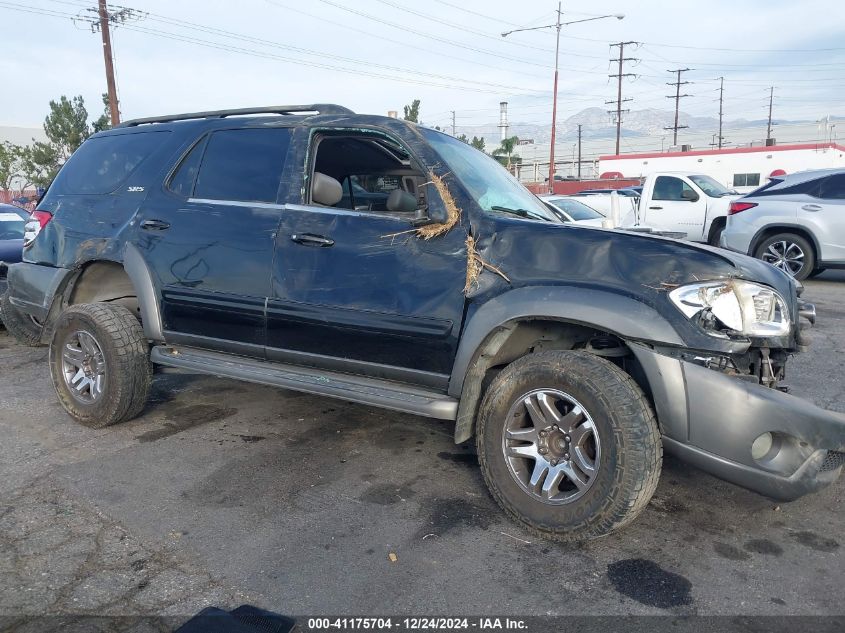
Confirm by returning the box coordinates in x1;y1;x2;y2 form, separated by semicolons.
472;218;797;313
0;239;24;264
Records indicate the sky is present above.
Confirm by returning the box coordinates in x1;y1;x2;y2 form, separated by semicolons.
1;0;843;135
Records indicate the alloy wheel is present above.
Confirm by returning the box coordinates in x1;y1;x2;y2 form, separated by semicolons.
761;240;805;277
60;330;107;404
502;389;601;504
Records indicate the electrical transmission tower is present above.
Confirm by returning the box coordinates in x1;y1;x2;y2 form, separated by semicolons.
606;41;638;155
665;68;692;146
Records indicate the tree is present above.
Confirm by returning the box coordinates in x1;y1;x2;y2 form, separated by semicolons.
470;136;486;152
403;99;420;123
21;95;97;188
0;142;25;193
92;93;112;133
456;134;469;143
492;136;521;168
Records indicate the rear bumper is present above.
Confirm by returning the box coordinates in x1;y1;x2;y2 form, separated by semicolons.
631;343;845;501
720;216;756;254
5;262;71;321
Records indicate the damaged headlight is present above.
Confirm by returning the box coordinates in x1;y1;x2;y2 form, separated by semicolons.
669;280;790;337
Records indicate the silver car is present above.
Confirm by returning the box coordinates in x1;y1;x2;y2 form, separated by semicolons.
721;168;845;280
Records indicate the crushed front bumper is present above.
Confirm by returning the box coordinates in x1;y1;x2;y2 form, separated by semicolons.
631;343;845;501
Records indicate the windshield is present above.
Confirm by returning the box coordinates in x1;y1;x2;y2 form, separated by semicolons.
545;197;604;221
421;129;559;222
0;212;25;239
689;174;731;197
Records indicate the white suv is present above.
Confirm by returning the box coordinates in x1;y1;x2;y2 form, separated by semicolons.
721;168;845;280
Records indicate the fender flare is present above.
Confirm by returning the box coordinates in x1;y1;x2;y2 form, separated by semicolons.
748;223;822;259
123;243;164;341
448;285;684;444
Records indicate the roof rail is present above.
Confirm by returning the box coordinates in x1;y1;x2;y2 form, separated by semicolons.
116;104;354;128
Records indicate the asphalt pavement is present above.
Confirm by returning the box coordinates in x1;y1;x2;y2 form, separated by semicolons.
1;271;843;622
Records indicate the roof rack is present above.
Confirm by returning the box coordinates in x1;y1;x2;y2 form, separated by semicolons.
117;104;354;128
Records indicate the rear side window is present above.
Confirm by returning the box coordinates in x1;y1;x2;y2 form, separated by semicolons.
753;177;821;197
818;174;845;200
53;132;166;194
168;137;207;198
192;128;292;203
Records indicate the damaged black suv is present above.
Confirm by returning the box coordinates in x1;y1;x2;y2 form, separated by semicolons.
3;104;843;541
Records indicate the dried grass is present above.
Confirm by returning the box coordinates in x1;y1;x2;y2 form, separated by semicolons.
464;234;510;294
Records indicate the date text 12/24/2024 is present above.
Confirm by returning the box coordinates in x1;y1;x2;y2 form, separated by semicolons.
306;618;528;631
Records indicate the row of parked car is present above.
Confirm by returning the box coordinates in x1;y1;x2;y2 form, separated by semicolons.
539;168;845;281
0;203;28;298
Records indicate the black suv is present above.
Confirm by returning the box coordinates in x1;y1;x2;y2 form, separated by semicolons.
3;104;843;541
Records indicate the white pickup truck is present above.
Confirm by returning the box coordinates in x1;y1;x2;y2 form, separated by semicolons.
570;172;740;245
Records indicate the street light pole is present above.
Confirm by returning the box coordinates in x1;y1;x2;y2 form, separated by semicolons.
503;9;624;194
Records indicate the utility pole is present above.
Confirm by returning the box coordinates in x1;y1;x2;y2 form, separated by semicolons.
766;86;775;141
665;68;691;146
502;8;624;192
450;110;456;136
717;76;725;149
97;0;120;124
606;41;638;156
77;2;146;125
577;124;582;178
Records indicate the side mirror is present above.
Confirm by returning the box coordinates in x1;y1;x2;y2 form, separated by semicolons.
681;189;699;202
411;204;447;227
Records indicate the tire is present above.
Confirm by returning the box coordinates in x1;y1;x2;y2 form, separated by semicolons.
754;232;815;281
708;223;725;247
477;350;662;542
0;290;44;346
49;302;151;428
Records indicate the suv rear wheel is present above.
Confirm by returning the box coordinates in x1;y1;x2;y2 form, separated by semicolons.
477;350;662;541
754;232;815;281
1;291;44;346
49;303;151;428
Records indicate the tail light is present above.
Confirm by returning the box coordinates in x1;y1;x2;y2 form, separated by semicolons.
728;201;758;215
23;210;52;247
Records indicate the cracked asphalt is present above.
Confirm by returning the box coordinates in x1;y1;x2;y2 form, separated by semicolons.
0;271;843;628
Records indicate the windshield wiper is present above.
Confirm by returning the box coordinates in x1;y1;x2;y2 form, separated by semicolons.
490;206;549;221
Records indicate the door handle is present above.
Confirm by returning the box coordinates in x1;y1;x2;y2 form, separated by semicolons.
801;204;822;212
291;233;334;247
140;219;171;231
649;206;663;210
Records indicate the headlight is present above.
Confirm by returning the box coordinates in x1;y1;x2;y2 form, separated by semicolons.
669;279;790;337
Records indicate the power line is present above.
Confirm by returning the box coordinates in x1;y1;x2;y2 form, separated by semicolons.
665;68;692;145
606;41;638;155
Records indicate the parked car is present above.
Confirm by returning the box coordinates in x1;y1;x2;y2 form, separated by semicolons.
3;104;840;541
0;203;27;303
539;195;605;227
578;188;640;197
620;171;740;244
721;168;845;281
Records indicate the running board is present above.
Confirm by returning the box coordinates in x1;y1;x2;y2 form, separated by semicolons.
150;345;458;420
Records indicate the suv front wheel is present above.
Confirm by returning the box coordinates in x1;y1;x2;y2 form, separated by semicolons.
49;303;152;428
477;350;662;541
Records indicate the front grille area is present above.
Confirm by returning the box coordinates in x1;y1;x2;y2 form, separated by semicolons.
820;451;845;472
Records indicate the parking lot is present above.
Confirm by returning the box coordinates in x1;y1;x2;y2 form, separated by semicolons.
1;272;843;621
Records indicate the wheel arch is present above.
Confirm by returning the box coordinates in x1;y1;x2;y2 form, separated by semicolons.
749;224;820;260
449;286;683;444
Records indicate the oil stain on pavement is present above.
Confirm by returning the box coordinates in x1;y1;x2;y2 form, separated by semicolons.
606;559;693;608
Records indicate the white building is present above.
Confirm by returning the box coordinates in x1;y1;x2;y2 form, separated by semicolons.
598;142;845;192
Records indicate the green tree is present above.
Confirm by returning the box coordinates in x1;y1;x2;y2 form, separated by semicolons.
492;136;521;168
470;136;486;152
21;95;98;188
92;93;112;133
0;142;25;192
456;134;469;143
403;99;420;123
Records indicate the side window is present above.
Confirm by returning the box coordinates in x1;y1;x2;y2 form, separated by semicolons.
818;174;845;200
167;137;207;197
52;131;167;194
652;176;693;201
193;128;292;203
733;173;761;187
